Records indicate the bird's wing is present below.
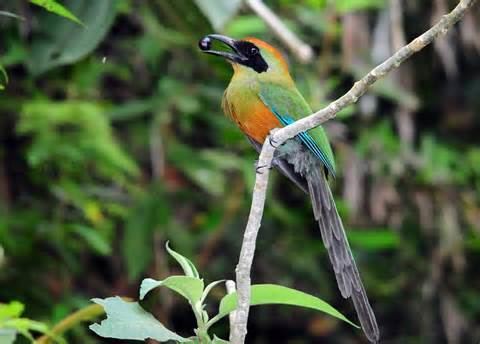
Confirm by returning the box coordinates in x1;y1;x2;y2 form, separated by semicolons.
259;83;336;176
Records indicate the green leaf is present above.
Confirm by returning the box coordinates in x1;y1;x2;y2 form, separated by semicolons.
28;0;117;75
218;284;358;327
201;280;225;303
123;189;169;280
29;0;83;26
212;335;229;343
347;229;400;251
225;15;267;38
0;329;16;344
72;225;111;255
193;0;242;30
0;302;24;321
90;297;188;342
334;0;386;13
0;301;51;343
166;242;200;279
140;276;204;305
0;63;8;90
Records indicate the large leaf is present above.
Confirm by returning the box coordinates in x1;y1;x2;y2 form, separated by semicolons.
140;276;204;305
218;284;358;327
90;297;188;342
0;329;16;344
193;0;242;30
28;0;116;75
29;0;83;25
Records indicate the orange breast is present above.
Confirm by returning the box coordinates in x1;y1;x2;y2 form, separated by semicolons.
222;93;282;144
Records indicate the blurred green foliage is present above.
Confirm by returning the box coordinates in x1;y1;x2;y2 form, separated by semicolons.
0;0;479;343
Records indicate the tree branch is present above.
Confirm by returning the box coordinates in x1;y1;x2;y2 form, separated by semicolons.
230;1;478;343
245;0;314;63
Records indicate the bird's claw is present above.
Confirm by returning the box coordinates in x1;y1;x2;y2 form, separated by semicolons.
268;135;279;148
254;160;271;174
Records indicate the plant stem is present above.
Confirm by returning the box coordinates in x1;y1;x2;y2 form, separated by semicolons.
35;304;104;344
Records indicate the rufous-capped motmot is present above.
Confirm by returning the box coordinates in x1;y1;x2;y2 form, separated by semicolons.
199;34;379;343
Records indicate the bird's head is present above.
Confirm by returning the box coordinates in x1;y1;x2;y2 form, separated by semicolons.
199;34;289;76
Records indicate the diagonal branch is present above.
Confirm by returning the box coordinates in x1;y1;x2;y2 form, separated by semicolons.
244;0;314;63
230;0;478;343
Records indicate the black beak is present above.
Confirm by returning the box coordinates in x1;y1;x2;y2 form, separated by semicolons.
199;34;247;64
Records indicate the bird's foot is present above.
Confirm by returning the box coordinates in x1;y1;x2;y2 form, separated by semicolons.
268;129;280;148
254;160;271;174
268;135;279;148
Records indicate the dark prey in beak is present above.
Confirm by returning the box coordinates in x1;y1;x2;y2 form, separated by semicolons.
199;34;248;64
199;34;269;73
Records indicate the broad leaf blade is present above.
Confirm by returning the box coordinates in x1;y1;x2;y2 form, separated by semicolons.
166;242;200;278
28;0;116;75
218;284;358;327
29;0;83;25
0;329;16;344
140;276;204;304
90;297;188;342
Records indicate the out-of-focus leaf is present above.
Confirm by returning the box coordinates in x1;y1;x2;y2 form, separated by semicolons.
418;135;457;184
29;0;116;75
107;99;154;122
18;100;138;183
0;302;24;321
29;0;83;25
90;297;188;342
351;67;419;110
169;143;242;196
0;329;16;344
140;276;204;304
225;15;267;37
0;63;8;90
72;225;111;256
122;189;170;280
218;284;358;327
0;301;51;343
166;242;200;279
347;229;399;251
334;0;386;13
193;0;242;30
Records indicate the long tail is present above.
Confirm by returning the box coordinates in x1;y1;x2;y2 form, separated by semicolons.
306;167;380;343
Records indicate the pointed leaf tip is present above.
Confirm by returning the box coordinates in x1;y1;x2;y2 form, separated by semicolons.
140;276;204;304
218;284;358;328
165;242;200;278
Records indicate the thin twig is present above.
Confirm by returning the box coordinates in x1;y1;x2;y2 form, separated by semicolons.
230;1;478;343
244;0;313;63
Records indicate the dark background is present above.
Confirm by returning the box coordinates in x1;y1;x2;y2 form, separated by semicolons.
1;0;480;343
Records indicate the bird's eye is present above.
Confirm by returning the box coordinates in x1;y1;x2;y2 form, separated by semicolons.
250;47;259;56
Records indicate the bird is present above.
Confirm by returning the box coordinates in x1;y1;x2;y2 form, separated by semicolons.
199;34;379;343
